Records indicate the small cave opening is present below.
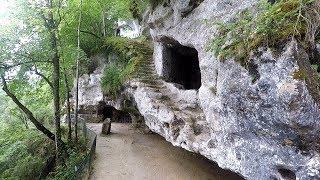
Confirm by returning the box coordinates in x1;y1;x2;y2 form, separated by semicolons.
97;101;132;123
161;37;201;90
277;167;296;180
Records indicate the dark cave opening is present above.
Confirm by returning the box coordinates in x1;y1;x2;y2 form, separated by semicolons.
277;168;296;180
97;101;132;123
162;38;201;90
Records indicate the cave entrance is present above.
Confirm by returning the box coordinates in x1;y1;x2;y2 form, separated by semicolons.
162;38;201;90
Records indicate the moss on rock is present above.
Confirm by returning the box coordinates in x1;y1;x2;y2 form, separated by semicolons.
209;0;319;67
101;37;153;97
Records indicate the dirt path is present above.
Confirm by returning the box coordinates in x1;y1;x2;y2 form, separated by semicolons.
88;123;243;180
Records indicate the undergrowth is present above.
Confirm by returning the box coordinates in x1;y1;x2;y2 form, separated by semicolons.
48;135;88;180
0;121;91;180
0;122;55;179
101;37;152;97
209;0;319;67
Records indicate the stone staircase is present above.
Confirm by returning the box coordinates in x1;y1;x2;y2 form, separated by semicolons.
130;48;210;150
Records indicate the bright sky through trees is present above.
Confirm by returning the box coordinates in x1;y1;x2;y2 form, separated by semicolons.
0;0;150;178
0;0;15;26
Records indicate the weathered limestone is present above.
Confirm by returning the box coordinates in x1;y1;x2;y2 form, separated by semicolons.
69;54;107;122
67;1;320;179
124;0;320;179
68;53;145;127
69;54;119;123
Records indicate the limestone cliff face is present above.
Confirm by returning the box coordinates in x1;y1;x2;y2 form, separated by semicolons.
71;54;106;107
71;0;320;179
124;0;320;179
68;54;107;123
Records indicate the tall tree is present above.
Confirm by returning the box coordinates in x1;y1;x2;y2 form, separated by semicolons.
39;0;64;164
63;70;72;142
74;0;83;142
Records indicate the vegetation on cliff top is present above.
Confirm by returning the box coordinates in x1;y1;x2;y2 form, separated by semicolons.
101;37;152;97
209;0;320;67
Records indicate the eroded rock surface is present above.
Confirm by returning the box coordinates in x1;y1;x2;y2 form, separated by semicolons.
124;0;320;179
68;0;320;179
69;53;146;126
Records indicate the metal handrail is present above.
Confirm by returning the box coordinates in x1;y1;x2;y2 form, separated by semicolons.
74;119;97;179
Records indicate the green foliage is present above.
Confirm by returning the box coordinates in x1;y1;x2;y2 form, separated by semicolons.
0;119;91;179
129;0;150;20
102;63;125;96
101;37;152;97
0;122;54;179
0;0;151;178
50;151;86;180
60;0;138;55
48;135;88;180
209;0;316;67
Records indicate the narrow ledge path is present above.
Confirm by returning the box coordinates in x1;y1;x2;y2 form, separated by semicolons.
88;123;242;180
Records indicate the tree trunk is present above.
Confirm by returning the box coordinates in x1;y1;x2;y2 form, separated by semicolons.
102;11;106;37
64;70;72;142
44;0;63;165
75;0;83;142
52;46;62;164
1;75;56;141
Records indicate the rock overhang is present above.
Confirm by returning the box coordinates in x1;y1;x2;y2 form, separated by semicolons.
130;0;320;179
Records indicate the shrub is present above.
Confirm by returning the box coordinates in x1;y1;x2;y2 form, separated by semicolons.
48;136;88;180
0;124;53;179
101;37;152;97
102;63;124;96
209;0;319;67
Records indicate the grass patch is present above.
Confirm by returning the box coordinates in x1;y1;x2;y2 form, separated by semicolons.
209;0;319;67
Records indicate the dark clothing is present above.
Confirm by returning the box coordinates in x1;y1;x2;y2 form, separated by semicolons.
96;102;116;122
116;28;120;36
101;119;111;135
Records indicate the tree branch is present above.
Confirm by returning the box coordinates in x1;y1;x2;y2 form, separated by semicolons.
17;53;52;63
39;10;51;30
56;0;62;26
33;65;54;89
80;30;101;39
1;74;56;141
